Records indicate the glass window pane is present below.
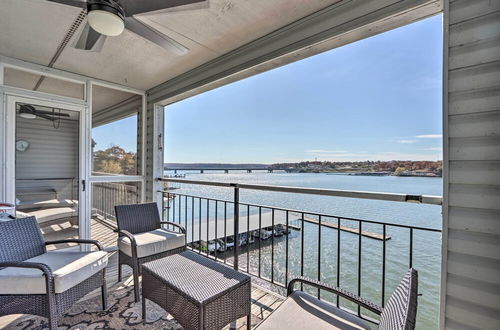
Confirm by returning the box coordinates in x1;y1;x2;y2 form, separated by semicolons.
15;102;80;250
92;115;138;175
91;84;142;176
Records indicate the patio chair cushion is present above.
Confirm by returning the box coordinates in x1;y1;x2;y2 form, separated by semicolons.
16;198;78;211
17;207;78;224
255;290;370;330
118;228;185;258
0;250;108;294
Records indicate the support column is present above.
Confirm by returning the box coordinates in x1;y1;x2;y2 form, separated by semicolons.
0;91;6;203
144;98;164;208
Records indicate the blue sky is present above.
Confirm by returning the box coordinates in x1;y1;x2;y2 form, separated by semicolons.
92;115;137;152
103;15;443;164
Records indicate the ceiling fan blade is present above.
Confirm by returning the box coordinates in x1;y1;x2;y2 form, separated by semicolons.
124;17;188;55
19;104;36;113
73;22;106;51
32;110;71;117
45;0;87;9
36;113;56;122
121;0;207;16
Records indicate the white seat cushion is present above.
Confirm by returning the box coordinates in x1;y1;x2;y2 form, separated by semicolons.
17;198;78;211
118;228;185;258
0;250;108;294
255;291;370;330
18;207;78;224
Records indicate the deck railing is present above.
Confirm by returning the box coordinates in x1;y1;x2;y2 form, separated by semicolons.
92;182;140;225
159;177;442;324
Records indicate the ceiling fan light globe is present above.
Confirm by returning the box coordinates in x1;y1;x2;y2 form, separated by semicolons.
88;10;124;36
19;113;37;119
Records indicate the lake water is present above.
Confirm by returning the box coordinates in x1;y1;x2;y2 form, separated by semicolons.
164;171;442;329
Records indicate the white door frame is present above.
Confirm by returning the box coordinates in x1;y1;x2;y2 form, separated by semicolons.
4;92;91;242
1;57;148;247
87;81;146;203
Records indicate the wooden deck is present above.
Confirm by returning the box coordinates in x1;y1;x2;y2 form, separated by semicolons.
41;217;117;250
104;251;285;329
0;218;285;329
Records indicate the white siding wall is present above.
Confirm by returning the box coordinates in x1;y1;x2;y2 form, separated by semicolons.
443;0;500;329
15;116;79;201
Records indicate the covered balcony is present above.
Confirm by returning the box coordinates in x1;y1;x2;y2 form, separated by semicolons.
1;0;499;329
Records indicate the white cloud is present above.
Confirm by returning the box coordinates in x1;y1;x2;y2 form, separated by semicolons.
415;134;442;139
420;147;442;151
398;140;417;144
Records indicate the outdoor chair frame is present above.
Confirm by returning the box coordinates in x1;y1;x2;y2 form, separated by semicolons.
114;202;186;302
0;216;107;330
257;268;418;330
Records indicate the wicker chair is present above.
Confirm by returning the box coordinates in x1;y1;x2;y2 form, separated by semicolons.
115;202;186;302
256;268;418;330
0;216;108;330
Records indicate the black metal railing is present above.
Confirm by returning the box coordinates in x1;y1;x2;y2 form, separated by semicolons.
158;178;442;324
92;182;140;225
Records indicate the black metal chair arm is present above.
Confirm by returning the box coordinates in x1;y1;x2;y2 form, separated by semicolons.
45;239;104;251
160;221;186;234
287;276;383;315
0;261;55;294
116;229;138;247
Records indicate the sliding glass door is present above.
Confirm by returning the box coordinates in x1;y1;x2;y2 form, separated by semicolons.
7;95;87;249
2;68;146;253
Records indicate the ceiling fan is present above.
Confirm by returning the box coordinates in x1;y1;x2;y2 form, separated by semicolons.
46;0;208;54
18;104;70;122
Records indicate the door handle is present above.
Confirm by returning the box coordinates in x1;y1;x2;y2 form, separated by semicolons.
82;179;86;192
158;133;163;151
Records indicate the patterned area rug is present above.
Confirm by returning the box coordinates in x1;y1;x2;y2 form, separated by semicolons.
8;284;183;330
6;283;260;330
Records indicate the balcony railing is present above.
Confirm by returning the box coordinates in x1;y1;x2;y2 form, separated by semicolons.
159;177;442;325
92;182;140;225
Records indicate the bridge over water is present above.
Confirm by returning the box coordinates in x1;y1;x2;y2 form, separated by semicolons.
164;167;286;174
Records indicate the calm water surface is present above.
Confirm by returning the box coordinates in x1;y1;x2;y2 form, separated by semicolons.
165;171;442;329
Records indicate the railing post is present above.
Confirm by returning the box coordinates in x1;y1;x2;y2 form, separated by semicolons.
232;184;239;270
162;192;166;221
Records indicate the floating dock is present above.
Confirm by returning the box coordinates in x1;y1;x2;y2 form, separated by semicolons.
170;211;389;243
300;216;391;241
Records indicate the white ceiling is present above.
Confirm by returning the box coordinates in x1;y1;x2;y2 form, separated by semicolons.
91;84;138;113
0;0;339;91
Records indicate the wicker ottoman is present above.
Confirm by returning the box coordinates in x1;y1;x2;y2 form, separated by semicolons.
142;251;251;330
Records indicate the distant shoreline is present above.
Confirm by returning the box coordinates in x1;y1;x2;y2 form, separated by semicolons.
329;172;442;178
164;169;442;178
164;160;443;177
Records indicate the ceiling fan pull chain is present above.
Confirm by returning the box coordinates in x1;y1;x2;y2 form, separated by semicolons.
52;108;61;129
